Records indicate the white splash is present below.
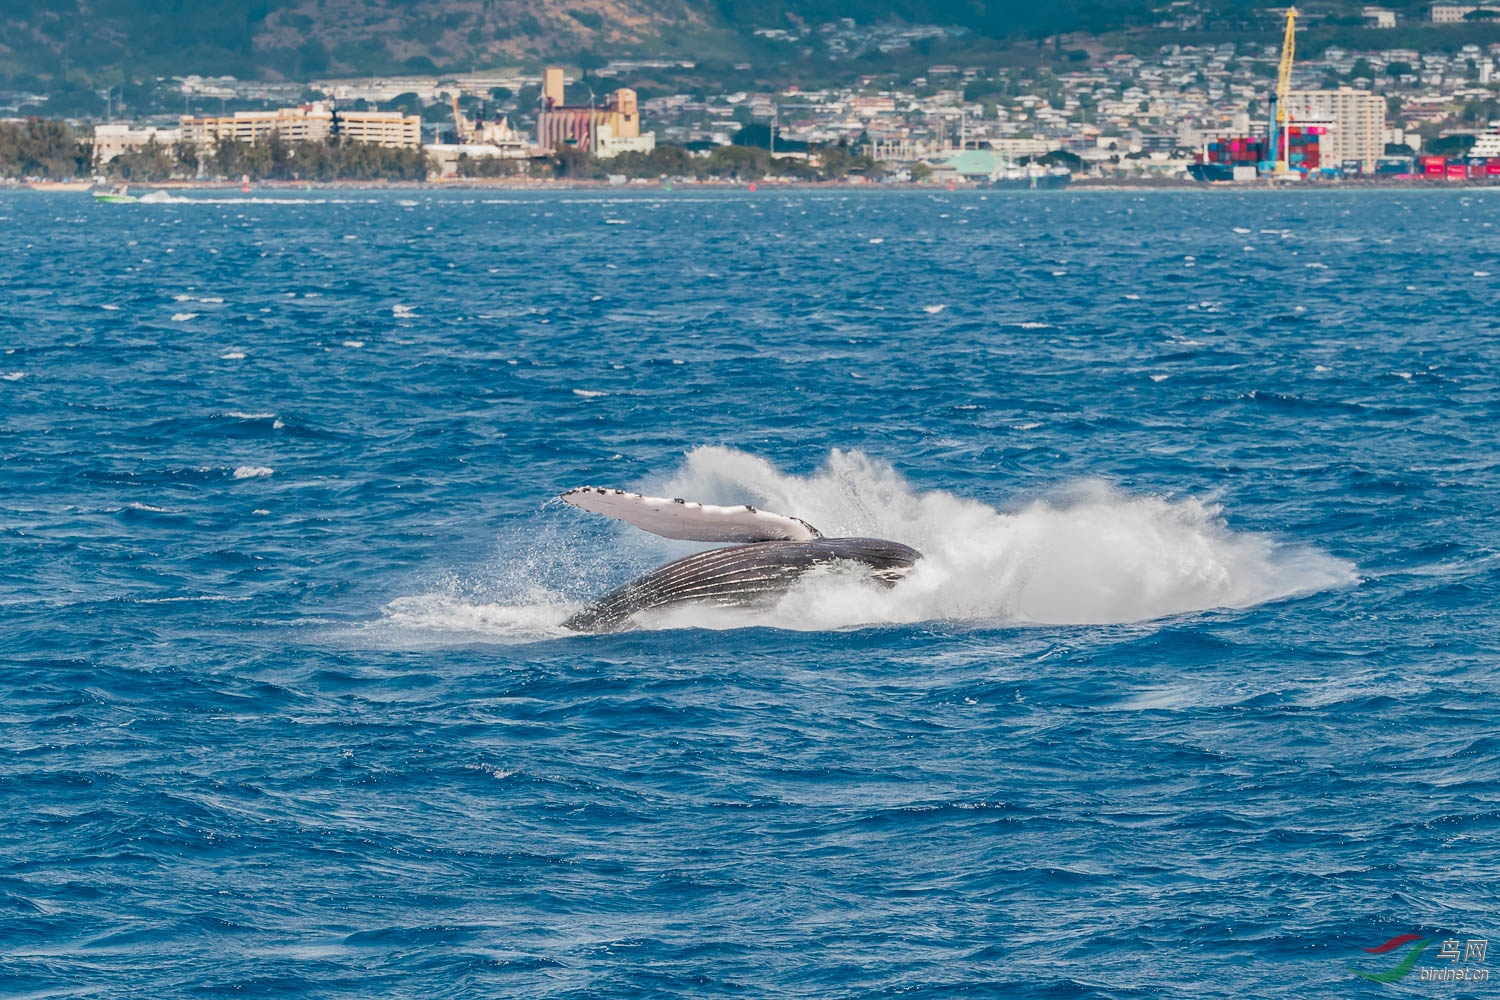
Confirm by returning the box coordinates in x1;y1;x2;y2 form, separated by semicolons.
232;465;274;479
374;448;1355;641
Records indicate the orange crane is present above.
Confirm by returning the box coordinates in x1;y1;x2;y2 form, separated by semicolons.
450;93;474;142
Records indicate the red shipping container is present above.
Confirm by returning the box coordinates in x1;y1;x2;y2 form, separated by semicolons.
1487;162;1500;175
1425;160;1446;176
1447;164;1466;180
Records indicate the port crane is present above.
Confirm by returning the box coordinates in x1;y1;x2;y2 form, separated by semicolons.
450;92;475;142
1266;7;1298;175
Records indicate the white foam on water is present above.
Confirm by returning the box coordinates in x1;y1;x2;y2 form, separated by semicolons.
375;592;578;643
2;372;25;381
232;465;273;479
923;304;946;314
573;389;608;398
172;312;198;322
378;448;1355;642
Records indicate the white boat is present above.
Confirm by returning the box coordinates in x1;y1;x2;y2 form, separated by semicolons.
1471;126;1500;159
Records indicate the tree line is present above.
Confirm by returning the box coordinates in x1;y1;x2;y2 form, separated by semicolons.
0;119;94;179
459;141;885;183
5;116;886;184
0;118;433;181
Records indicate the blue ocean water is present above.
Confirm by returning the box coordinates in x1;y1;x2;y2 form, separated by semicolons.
1;187;1497;997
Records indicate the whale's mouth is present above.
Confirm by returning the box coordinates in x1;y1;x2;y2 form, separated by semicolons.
365;447;1356;643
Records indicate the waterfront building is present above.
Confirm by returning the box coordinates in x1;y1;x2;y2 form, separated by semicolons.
180;104;420;148
1284;88;1386;171
335;111;422;148
93;123;182;162
535;66;644;154
182;106;333;146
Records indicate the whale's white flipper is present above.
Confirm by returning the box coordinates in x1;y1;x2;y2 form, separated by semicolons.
560;487;823;542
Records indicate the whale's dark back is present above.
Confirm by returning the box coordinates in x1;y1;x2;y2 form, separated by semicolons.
563;537;922;633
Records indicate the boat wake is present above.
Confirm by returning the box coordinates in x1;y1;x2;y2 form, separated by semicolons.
366;447;1356;643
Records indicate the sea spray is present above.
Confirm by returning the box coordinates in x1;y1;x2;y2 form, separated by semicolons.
371;447;1355;640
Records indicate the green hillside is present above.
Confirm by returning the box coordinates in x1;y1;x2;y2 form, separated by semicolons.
0;0;1469;94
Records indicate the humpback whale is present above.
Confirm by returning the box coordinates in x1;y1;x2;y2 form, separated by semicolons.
559;487;922;633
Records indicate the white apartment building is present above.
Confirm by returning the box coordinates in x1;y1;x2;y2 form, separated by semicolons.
1431;4;1500;21
93;123;182;162
1284;88;1386;170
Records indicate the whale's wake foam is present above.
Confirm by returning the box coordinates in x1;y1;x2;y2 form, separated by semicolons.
372;447;1355;642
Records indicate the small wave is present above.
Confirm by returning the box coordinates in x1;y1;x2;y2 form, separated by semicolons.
232;466;273;479
133;594;250;603
572;389;608;398
224;411;276;420
923;304;946;314
2;371;25;381
220;350;246;360
366;593;575;644
343;340;365;349
171;312;198;322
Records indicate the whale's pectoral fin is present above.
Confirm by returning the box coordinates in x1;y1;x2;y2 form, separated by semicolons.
559;487;823;542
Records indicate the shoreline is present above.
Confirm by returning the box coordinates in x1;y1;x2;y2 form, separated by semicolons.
6;176;1498;193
